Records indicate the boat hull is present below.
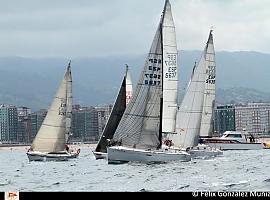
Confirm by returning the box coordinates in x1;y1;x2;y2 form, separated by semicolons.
93;151;107;160
202;139;266;150
107;146;191;164
188;145;223;158
27;151;79;162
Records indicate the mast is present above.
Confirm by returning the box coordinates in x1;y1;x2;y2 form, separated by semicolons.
158;1;167;149
125;64;128;75
65;60;72;142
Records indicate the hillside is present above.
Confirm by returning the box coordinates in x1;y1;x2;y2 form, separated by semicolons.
1;51;270;110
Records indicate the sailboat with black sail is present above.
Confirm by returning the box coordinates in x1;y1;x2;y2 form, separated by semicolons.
107;0;191;164
93;65;133;159
27;62;80;161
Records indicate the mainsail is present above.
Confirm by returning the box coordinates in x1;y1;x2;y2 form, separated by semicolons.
112;0;177;150
170;30;214;149
31;63;72;153
199;30;216;137
95;66;133;153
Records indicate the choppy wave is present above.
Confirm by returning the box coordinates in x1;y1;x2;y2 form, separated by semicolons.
0;148;270;191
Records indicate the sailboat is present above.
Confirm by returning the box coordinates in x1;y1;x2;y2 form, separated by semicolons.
93;65;133;159
168;30;222;158
27;62;80;161
107;0;191;164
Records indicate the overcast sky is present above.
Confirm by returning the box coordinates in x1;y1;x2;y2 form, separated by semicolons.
1;0;270;58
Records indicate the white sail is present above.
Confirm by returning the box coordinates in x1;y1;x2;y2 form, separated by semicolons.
162;0;178;134
199;31;216;137
170;31;214;149
31;64;71;153
170;60;205;149
125;65;133;105
107;0;192;164
112;1;175;150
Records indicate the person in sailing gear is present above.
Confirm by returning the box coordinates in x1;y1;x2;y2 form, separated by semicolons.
65;144;70;152
249;134;255;143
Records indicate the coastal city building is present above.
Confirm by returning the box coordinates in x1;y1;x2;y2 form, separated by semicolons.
0;104;18;143
30;109;47;142
3;102;270;144
17;107;31;144
235;103;270;135
71;105;99;142
214;105;236;136
95;104;113;138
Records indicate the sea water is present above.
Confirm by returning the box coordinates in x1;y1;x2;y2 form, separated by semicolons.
0;147;270;192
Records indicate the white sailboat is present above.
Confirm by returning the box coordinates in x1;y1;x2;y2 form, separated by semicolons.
93;65;133;159
168;30;222;158
27;62;80;161
107;0;191;164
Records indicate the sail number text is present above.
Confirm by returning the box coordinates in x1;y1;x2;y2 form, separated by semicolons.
144;57;162;86
59;101;67;116
206;65;216;84
164;54;177;79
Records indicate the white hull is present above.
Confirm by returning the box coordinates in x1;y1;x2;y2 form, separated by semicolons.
93;151;107;160
203;140;266;150
27;151;79;162
187;145;223;158
107;146;191;164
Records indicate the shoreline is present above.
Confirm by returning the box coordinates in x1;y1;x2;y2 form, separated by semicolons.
0;143;97;151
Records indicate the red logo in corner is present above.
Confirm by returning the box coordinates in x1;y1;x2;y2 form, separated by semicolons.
5;192;19;200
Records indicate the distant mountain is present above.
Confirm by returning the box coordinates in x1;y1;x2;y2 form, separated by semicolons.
217;87;270;105
1;51;270;111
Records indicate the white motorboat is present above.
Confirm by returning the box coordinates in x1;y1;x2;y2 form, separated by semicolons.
201;131;267;150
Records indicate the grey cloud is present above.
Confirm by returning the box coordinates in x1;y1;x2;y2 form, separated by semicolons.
1;0;270;57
